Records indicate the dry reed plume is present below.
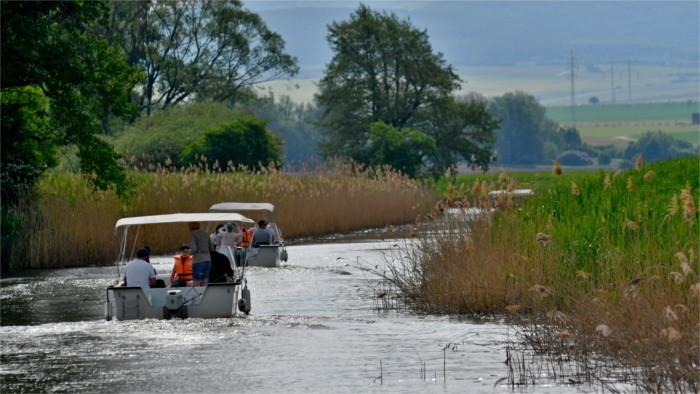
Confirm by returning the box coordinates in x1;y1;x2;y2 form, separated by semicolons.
7;161;436;268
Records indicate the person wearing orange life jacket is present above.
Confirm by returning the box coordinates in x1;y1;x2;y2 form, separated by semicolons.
169;245;193;287
238;226;253;247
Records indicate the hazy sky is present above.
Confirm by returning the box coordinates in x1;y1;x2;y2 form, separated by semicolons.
243;1;700;104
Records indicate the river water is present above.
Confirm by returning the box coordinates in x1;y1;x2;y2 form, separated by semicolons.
1;239;598;393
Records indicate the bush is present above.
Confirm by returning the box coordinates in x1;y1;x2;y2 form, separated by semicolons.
113;102;247;167
180;117;282;171
623;130;696;162
556;150;593;166
597;151;612;165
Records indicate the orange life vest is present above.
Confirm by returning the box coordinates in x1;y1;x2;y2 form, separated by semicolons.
173;255;193;280
238;231;252;247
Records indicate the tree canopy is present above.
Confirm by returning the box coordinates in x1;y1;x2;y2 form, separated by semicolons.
179;117;282;171
108;0;299;115
1;1;142;203
367;122;436;178
315;4;496;175
488;91;558;164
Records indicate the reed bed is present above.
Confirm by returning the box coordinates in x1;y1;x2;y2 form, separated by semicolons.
6;162;435;269
386;157;699;391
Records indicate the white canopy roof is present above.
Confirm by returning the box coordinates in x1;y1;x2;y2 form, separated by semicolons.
209;202;275;212
115;213;255;229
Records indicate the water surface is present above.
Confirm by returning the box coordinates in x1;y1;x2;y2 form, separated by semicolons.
2;240;591;392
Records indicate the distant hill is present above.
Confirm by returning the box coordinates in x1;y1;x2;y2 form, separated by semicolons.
249;1;699;77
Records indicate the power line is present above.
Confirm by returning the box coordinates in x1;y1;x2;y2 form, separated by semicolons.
610;60;616;104
565;50;578;122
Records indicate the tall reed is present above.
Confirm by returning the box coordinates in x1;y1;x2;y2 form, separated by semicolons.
388;157;699;391
7;162;435;269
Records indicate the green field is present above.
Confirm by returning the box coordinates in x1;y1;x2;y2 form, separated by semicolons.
545;101;699;146
547;100;699;123
576;123;699;146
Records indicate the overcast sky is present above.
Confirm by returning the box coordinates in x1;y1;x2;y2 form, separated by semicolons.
243;1;699;104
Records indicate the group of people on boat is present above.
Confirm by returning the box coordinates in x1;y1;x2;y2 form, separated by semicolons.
124;220;277;289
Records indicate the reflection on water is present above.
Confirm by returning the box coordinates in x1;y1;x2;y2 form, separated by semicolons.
1;241;587;393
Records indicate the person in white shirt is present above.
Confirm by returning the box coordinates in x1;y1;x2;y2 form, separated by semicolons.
216;222;242;264
124;247;156;288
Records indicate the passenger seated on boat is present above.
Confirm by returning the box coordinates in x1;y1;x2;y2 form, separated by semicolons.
209;250;234;283
170;245;193;287
124;247;156;288
263;220;277;244
210;224;224;249
251;220;272;247
238;226;252;247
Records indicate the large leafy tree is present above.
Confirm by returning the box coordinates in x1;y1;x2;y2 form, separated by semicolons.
488;91;558;164
316;4;496;174
107;0;299;115
1;1;142;203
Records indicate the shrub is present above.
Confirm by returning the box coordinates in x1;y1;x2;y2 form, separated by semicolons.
179;117;282;171
556;150;593;166
113;102;247;167
597;151;611;165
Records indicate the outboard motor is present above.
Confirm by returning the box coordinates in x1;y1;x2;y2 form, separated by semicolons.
238;282;251;315
164;289;187;319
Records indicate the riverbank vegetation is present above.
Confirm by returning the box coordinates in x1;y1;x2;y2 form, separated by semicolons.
389;157;699;391
4;163;434;270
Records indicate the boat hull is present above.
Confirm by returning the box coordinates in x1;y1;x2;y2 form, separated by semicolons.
107;283;237;320
245;245;280;267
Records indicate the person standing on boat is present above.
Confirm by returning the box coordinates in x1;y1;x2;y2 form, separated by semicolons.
188;222;212;286
124;247;156;288
251;220;272;247
169;245;193;287
217;222;242;266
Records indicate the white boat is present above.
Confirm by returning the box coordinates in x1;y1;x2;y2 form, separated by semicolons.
105;212;256;321
208;202;288;268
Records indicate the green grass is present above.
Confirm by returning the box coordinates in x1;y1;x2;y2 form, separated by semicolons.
435;157;700;285
545;101;699;146
511;157;699;284
576;123;699;146
435;169;594;197
547;101;699;123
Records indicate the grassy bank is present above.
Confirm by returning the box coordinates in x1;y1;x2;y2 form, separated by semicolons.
546;101;699;123
390;157;699;391
5;164;435;270
546;101;700;146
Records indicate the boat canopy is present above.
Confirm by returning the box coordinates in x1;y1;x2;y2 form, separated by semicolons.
115;213;255;229
209;202;275;213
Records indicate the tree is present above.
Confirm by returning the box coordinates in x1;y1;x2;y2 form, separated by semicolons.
316;4;496;174
556;150;593;166
249;95;323;168
488;91;558;164
367;122;436;177
1;1;142;203
179;117;282;171
623;130;694;162
107;0;299;115
414;95;498;174
589;96;600;105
